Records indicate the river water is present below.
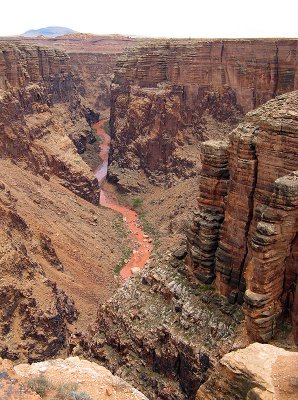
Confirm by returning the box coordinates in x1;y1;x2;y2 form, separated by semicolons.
93;119;152;278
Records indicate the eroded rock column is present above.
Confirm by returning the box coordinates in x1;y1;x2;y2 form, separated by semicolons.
244;172;298;342
186;140;229;283
215;123;258;303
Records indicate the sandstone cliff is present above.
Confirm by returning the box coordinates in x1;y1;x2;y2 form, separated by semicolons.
86;251;243;399
0;42;133;362
108;39;298;187
0;41;99;204
196;343;298;400
0;180;77;362
187;91;298;344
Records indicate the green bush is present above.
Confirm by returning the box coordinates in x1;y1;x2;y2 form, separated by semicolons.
132;197;143;209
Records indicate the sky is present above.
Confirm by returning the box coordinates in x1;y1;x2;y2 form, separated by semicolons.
1;0;297;38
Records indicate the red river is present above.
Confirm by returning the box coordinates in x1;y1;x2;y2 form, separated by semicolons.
94;120;152;279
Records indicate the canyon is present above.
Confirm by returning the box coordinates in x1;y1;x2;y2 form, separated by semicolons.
0;33;297;400
108;39;298;188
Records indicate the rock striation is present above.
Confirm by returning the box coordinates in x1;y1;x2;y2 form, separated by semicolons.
187;91;298;343
0;41;133;363
109;39;298;186
0;181;77;362
196;343;298;400
86;252;243;399
0;42;99;204
186;140;229;283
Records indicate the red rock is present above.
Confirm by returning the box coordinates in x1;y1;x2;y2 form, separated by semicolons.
108;39;298;185
186;140;229;283
188;91;298;342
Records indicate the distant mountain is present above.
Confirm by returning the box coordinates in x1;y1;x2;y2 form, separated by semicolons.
22;26;77;37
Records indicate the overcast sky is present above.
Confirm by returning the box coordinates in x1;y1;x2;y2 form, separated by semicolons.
1;0;297;38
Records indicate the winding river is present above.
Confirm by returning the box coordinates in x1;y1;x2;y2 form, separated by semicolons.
94;119;152;279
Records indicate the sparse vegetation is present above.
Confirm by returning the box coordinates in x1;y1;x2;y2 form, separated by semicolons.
114;247;133;274
139;211;160;250
132;197;143;209
27;374;51;397
55;382;79;399
27;377;94;400
103;120;111;136
51;382;93;400
195;284;215;294
112;215;128;238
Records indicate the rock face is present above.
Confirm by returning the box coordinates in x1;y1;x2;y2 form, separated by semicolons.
186;140;229;283
187;91;298;343
0;358;41;399
0;182;77;362
109;39;298;186
87;252;243;399
0;41;132;363
196;343;298;400
14;356;148;400
0;34;155;112
0;42;99;204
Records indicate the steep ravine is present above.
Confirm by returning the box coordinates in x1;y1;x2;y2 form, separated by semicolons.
94;119;153;278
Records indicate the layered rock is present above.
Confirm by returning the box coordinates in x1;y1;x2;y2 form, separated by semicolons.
187;91;298;342
109;39;298;186
0;181;77;362
1;34;154;112
86;252;243;399
0;158;129;361
196;343;298;400
0;42;99;204
186;140;229;283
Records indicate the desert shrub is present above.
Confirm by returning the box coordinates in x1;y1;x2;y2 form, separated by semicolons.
55;382;78;399
70;391;92;400
27;374;51;397
132;197;143;209
53;382;92;400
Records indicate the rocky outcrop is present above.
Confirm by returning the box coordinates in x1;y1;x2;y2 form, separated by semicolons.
109;39;298;186
196;343;298;400
0;157;130;362
187;91;298;343
14;356;148;400
0;42;99;204
86;252;243;399
0;181;77;362
0;358;41;399
69;52;117;110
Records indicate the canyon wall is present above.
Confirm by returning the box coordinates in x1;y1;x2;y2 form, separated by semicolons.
109;39;298;187
187;91;298;343
0;41;99;204
0;42;130;362
0;34;153;112
87;252;243;399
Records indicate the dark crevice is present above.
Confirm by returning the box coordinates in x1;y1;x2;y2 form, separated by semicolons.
237;129;259;292
273;42;279;98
